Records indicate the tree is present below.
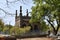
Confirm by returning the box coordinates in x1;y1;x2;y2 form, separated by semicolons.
31;0;60;35
3;26;9;34
0;19;4;31
4;24;13;34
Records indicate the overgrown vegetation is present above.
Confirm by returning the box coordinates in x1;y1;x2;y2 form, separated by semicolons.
10;26;31;35
0;19;31;35
0;18;49;35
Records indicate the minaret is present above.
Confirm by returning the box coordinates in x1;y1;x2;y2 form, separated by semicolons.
26;9;28;16
15;10;17;19
20;6;22;16
15;10;17;27
19;6;22;27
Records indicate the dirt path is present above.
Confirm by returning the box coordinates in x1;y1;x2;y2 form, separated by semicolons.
17;37;54;40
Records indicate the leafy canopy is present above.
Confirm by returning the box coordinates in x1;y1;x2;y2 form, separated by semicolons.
31;0;60;21
30;0;60;34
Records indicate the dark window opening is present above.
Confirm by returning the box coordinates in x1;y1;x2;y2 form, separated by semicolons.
34;25;39;31
22;23;26;27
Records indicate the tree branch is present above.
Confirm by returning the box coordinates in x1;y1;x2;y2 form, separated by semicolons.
56;19;60;34
0;8;15;16
46;19;56;31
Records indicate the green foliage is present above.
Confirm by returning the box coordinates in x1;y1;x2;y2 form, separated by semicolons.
31;0;60;34
0;26;3;31
10;27;19;35
0;19;31;35
10;26;31;35
0;19;4;26
2;24;13;34
31;0;60;22
0;19;4;31
40;21;49;31
3;26;9;34
59;28;60;31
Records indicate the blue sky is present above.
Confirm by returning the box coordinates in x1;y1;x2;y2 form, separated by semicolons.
0;0;34;26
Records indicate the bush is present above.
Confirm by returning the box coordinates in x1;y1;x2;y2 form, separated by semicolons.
10;26;31;35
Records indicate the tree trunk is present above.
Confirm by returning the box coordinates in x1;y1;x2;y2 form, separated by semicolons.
46;19;57;35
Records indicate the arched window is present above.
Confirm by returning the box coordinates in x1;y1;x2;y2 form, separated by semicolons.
34;25;39;31
22;23;26;27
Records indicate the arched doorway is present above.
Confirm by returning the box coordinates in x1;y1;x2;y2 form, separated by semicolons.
34;25;39;32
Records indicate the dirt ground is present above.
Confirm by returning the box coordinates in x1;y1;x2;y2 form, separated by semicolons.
17;37;55;40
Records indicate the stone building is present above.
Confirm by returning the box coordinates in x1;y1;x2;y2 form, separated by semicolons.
15;6;40;31
15;6;31;27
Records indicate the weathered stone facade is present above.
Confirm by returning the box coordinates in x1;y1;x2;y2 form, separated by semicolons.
15;6;31;27
15;6;40;31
